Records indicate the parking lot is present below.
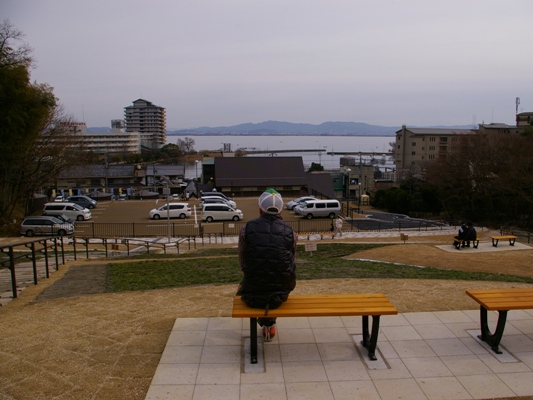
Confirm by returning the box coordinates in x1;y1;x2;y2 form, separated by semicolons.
88;195;305;224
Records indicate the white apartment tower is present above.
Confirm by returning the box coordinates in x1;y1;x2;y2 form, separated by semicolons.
124;99;166;149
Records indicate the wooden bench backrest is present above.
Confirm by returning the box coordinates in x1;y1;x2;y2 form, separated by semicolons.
466;289;533;311
232;294;398;318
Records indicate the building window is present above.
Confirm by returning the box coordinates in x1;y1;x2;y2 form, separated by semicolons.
397;145;400;149
429;146;435;151
412;151;416;155
412;142;416;146
430;137;436;142
439;146;447;152
440;137;448;143
429;155;435;160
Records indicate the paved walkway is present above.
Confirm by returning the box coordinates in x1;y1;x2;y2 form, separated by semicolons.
146;311;533;400
3;229;533;399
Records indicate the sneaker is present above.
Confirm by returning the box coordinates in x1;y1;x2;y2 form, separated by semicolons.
262;324;276;342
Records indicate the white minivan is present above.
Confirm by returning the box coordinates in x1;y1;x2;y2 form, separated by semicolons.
294;199;341;219
43;202;92;221
201;204;243;222
149;203;192;219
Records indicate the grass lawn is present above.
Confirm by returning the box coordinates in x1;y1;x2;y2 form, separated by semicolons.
106;243;533;292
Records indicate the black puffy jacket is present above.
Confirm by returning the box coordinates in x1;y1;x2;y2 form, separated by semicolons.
241;214;296;309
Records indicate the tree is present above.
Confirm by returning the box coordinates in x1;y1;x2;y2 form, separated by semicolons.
0;20;84;229
177;137;196;154
308;162;324;172
160;143;182;159
425;131;533;226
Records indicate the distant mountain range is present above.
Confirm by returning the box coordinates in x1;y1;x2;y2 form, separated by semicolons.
88;121;476;136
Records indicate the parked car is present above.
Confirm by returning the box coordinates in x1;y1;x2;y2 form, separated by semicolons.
286;196;315;210
149;203;192;219
118;194;128;201
67;195;97;209
200;196;237;208
201;203;243;222
20;215;74;237
54;196;64;202
43;202;92;221
42;212;76;225
200;192;232;201
294;199;341;219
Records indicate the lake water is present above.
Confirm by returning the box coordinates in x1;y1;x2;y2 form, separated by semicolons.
171;135;395;178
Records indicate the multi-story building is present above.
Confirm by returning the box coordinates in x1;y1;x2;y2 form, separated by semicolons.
516;112;533;127
394;126;476;177
478;123;520;135
124;99;166;149
63;122;141;156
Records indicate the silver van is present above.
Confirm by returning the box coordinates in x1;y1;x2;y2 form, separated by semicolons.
294;199;341;219
20;216;75;237
43;202;92;221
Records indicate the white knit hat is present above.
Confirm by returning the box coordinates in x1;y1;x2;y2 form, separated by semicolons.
258;188;283;215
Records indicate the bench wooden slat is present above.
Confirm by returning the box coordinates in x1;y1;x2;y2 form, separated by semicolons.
232;294;398;318
490;235;518;240
466;289;533;311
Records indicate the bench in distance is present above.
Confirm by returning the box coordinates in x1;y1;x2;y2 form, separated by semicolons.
452;237;480;250
490;235;518;247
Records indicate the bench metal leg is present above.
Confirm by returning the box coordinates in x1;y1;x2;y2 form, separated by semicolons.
492;239;499;247
250;317;258;364
473;240;479;248
478;306;507;354
361;315;381;360
509;238;516;246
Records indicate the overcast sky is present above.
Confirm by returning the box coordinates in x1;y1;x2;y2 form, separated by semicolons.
4;0;533;129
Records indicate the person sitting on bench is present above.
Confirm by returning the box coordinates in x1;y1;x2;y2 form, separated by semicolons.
454;222;467;247
464;221;477;248
237;189;297;342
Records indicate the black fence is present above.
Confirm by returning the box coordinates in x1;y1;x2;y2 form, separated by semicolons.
72;217;448;239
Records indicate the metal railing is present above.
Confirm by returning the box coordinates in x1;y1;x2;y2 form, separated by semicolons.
0;237;66;300
72;218;448;239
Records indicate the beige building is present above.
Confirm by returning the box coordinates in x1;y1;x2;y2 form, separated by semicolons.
124;99;166;149
516;112;533;128
65;122;141;156
394;126;476;177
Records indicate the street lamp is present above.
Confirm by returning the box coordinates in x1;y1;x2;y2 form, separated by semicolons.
195;160;199;198
358;182;362;212
344;168;351;216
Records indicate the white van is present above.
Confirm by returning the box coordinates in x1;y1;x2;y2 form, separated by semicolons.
294;199;341;219
149;203;192;219
43;202;92;221
201;204;243;222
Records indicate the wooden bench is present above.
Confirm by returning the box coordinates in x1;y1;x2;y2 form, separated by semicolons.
232;293;398;364
452;237;480;250
466;288;533;354
490;235;518;247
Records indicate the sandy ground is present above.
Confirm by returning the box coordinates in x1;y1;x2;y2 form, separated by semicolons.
1;233;533;399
